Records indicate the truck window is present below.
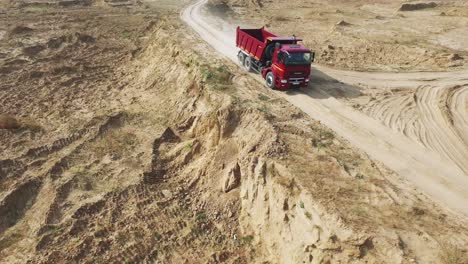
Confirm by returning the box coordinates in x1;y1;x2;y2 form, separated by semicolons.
285;52;311;66
277;52;285;63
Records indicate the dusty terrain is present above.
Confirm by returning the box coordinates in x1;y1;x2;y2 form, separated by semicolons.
0;0;468;264
210;0;468;72
199;0;468;211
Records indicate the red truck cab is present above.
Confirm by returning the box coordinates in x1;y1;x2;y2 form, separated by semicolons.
236;27;314;90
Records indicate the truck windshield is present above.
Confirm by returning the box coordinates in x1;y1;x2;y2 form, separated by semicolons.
285;52;311;66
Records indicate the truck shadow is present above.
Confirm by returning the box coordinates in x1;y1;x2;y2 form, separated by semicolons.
284;67;362;99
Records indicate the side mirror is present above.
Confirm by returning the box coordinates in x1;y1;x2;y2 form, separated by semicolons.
311;51;315;63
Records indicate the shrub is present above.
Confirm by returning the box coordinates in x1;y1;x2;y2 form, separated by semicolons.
201;65;232;84
258;94;270;101
241;235;254;245
311;128;335;150
0;114;20;129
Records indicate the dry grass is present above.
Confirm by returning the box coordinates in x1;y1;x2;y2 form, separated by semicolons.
439;242;468;264
93;129;137;159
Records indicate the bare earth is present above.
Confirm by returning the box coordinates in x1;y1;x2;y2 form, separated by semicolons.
0;0;467;263
182;0;468;216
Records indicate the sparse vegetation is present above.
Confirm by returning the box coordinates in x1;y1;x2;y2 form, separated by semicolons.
154;232;162;241
355;173;365;179
196;211;207;222
311;128;335;150
241;235;254;245
133;229;144;240
121;30;132;39
439;242;468;264
201;65;232;84
257;104;269;114
93;129;137;158
258;94;270;101
1;1;468;263
115;231;127;246
352;205;367;217
184;141;193;151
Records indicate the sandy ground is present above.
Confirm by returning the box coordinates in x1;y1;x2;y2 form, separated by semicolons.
181;0;468;217
212;0;468;72
1;0;468;263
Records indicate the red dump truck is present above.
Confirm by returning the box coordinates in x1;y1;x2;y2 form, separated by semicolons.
236;26;314;89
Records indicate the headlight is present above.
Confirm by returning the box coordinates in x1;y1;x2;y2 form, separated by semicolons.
305;78;309;82
281;79;287;84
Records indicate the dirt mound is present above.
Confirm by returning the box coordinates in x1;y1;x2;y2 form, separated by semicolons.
399;2;437;11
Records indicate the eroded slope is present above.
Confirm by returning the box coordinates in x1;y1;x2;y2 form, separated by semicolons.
0;2;467;264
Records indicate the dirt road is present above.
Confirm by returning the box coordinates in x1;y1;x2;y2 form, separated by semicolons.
181;0;468;216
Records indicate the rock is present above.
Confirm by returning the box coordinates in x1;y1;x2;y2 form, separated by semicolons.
222;162;241;193
398;2;437;12
336;20;351;26
227;210;234;218
327;44;335;50
448;53;463;61
0;114;20;129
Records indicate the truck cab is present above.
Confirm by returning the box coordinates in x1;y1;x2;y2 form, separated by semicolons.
262;42;313;89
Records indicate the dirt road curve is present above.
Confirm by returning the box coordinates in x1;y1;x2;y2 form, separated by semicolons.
181;0;468;216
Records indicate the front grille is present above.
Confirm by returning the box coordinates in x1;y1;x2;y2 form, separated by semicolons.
289;77;305;82
292;71;305;75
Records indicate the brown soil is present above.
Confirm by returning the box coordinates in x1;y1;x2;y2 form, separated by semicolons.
212;0;468;72
1;0;468;263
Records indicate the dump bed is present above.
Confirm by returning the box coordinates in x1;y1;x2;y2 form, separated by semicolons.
236;27;277;61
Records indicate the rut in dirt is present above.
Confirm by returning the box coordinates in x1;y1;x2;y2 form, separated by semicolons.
181;0;468;216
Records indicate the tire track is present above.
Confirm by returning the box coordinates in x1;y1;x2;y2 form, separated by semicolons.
181;0;468;216
362;85;468;175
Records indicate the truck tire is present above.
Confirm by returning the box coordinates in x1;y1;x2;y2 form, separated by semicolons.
238;52;244;66
244;56;253;72
266;71;275;89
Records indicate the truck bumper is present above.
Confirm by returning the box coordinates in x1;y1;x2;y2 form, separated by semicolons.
278;79;309;89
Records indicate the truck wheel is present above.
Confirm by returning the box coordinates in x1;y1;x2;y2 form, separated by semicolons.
238;52;244;66
244;56;253;72
266;72;275;89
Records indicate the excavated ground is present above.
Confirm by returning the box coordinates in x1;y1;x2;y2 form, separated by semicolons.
1;0;468;264
206;0;468;181
210;0;468;72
